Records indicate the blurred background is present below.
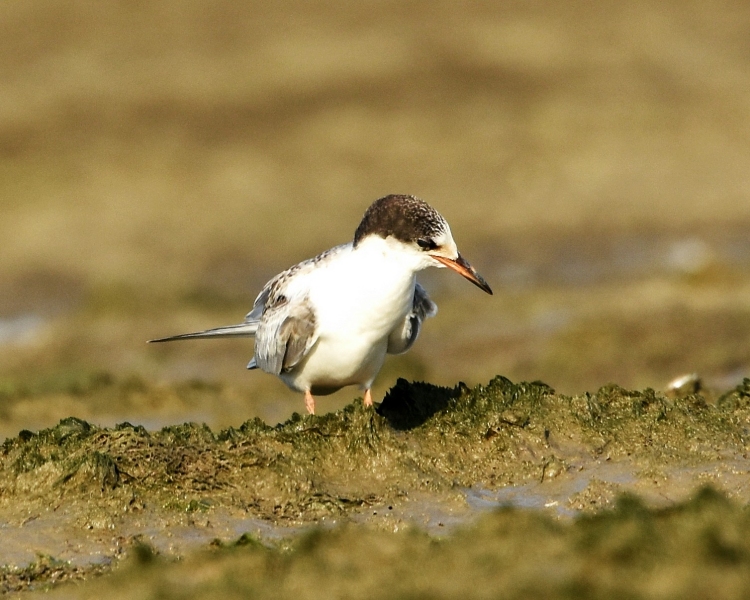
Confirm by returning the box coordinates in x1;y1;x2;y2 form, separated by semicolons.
1;0;749;437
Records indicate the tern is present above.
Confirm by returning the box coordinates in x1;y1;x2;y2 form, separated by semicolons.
150;194;492;414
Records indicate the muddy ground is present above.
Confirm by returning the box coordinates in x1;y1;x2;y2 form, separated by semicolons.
2;0;750;598
2;377;750;597
28;489;750;600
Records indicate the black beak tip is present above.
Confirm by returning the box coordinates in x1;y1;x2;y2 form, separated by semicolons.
475;278;493;295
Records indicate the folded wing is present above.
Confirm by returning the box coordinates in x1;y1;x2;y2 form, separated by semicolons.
386;283;437;355
253;295;318;375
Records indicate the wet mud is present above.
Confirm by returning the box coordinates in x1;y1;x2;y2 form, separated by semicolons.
2;376;750;596
24;488;750;600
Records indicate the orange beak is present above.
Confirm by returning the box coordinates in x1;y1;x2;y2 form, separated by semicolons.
431;253;493;295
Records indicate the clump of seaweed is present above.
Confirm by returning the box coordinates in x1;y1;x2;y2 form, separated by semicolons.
1;376;747;524
0;554;109;594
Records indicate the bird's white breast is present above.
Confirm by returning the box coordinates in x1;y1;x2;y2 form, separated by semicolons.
281;237;419;393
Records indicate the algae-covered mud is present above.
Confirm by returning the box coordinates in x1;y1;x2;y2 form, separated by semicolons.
2;377;750;596
22;489;750;600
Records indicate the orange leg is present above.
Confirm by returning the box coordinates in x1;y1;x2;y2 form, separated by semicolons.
363;388;373;407
304;389;316;415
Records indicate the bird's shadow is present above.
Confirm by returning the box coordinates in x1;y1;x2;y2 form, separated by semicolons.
376;378;463;430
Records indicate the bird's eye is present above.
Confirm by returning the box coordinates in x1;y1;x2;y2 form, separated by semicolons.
417;238;437;251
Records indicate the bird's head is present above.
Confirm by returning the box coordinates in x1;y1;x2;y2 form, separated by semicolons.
353;194;493;294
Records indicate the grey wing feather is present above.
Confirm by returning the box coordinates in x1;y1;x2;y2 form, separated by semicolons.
278;308;317;370
245;287;273;368
253;298;317;375
244;285;271;323
386;283;437;355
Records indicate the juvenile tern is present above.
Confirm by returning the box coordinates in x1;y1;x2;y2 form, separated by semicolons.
150;194;492;414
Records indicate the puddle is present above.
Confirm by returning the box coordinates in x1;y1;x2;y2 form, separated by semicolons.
466;457;750;519
0;507;307;570
0;314;45;345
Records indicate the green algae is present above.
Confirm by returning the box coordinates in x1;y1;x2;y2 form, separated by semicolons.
23;487;750;600
718;378;750;411
0;554;109;595
1;376;748;525
0;375;750;595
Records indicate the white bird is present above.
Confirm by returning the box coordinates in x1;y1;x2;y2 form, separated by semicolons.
149;194;492;414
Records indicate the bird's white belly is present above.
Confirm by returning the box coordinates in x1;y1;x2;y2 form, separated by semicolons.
282;333;388;394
